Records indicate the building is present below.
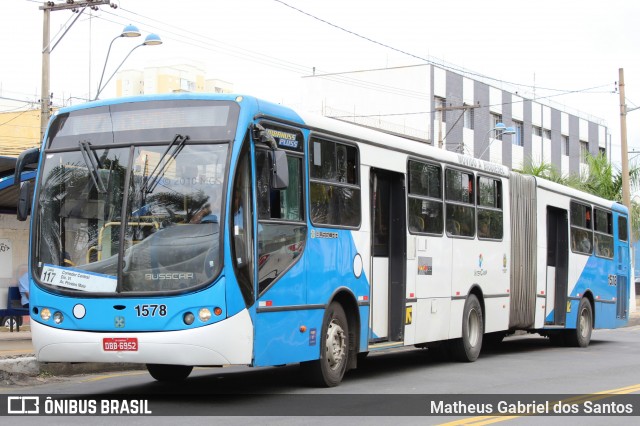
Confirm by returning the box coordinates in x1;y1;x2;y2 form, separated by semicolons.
302;64;608;176
116;62;234;96
0;107;41;157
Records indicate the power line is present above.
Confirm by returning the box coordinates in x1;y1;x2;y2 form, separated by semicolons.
0;109;37;127
272;0;610;94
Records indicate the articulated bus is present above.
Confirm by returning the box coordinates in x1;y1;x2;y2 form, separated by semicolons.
14;94;630;386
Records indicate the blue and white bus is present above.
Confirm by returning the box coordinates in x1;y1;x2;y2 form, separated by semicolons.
14;94;630;386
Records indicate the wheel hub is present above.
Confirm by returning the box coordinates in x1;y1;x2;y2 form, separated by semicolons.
326;319;346;370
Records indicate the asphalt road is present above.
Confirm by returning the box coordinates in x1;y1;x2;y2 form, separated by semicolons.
2;323;640;425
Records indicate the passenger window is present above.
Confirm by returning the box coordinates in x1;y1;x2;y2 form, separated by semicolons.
407;160;443;234
445;169;475;237
618;216;629;242
570;202;593;255
309;137;360;228
477;176;503;240
593;208;613;259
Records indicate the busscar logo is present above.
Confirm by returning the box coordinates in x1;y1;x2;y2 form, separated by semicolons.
8;396;40;414
145;273;194;280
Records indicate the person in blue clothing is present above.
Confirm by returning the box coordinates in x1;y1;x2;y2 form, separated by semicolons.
18;272;29;309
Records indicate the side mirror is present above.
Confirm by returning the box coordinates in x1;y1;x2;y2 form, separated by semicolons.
17;180;32;221
14;147;40;185
271;150;289;190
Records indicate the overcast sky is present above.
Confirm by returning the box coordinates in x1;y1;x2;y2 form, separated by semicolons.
2;0;640;165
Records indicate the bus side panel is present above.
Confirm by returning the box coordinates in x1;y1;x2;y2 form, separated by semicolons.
568;256;619;329
305;228;369;313
411;233;452;343
253;309;324;366
594;301;618;329
253;228;369;366
253;252;312;366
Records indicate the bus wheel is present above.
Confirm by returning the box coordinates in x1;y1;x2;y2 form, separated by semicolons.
451;294;483;362
567;298;593;348
146;364;193;382
302;302;349;387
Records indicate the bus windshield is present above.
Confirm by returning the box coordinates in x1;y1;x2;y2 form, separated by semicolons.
33;101;237;295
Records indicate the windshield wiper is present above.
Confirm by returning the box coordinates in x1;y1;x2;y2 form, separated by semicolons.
78;140;107;193
142;134;189;194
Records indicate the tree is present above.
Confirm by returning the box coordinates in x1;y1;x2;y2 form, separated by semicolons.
517;158;580;188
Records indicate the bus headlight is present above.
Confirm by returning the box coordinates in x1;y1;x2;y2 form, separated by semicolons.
183;312;195;325
198;308;212;322
40;308;51;321
53;311;64;324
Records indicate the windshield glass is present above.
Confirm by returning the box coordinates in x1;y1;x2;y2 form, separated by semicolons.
35;143;227;294
36;142;228;294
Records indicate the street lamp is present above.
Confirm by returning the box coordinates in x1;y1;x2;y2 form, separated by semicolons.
94;33;162;100
479;123;516;159
94;24;141;99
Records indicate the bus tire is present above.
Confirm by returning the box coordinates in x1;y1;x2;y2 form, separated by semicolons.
451;294;483;362
302;302;349;387
146;364;193;382
567;298;593;348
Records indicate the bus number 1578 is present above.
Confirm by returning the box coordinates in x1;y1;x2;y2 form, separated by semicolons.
134;304;167;317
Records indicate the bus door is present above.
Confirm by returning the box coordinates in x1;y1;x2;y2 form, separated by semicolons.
370;168;406;343
545;206;568;325
615;215;629;319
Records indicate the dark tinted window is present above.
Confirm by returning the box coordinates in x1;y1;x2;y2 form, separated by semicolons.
445;169;474;237
570;202;593;255
408;160;443;234
309;138;360;228
477;176;503;239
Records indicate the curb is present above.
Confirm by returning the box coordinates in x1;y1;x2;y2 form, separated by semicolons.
0;356;145;377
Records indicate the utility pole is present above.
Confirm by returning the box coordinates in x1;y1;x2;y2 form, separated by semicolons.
619;68;631;213
39;1;113;141
435;103;479;149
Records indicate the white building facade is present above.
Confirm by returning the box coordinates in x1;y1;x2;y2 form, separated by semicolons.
303;64;607;176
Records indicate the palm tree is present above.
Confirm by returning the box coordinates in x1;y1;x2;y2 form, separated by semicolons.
517;158;580;188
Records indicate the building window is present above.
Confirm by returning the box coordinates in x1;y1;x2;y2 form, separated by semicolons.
513;120;524;147
543;128;551;140
561;135;569;156
463;106;474;130
532;126;542;137
435;97;447;123
491;113;503;140
580;141;589;164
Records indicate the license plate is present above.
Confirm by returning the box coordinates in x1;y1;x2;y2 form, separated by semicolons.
102;337;138;352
